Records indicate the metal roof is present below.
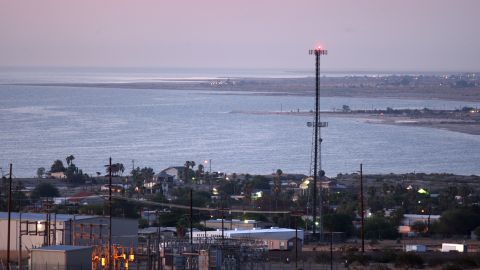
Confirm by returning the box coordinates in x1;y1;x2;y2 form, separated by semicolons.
138;227;177;234
207;219;259;224
0;212;97;222
32;245;92;252
193;228;304;240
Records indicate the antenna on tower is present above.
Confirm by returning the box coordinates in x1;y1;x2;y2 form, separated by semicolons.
308;45;328;241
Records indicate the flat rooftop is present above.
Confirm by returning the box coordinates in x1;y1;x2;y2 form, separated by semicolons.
32;245;92;252
0;212;96;222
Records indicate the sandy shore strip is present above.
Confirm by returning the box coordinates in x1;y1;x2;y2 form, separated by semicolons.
230;110;480;135
9;76;480;102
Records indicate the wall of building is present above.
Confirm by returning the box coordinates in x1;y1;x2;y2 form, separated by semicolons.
205;220;259;230
0;213;138;252
30;250;67;269
30;247;92;270
73;217;138;247
0;219;66;251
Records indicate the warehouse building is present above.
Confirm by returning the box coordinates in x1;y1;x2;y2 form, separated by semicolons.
192;228;303;251
29;245;92;270
0;212;138;252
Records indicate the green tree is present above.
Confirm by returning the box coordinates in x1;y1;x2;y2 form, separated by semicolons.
111;198;140;218
323;213;354;236
176;216;188;237
364;216;399;240
106;163;125;176
172;188;211;207
218;180;237;196
66;155;75;166
50;160;66;173
65;163;88;185
251;175;270;189
31;182;60;201
117;163;125;176
130;166;155;196
183;161;195;182
36;167;46;178
196;164;204;180
273;169;282;209
12;181;28;211
139;218;149;229
438;208;480;235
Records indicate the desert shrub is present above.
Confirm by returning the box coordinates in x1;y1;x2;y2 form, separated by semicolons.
370;265;391;270
443;264;463;270
395;253;423;268
372;249;397;263
453;255;478;268
344;254;371;266
314;252;330;264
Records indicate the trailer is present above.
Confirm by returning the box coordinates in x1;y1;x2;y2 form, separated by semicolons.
441;243;467;252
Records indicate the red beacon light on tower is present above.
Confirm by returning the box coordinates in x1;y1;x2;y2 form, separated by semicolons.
309;44;328;55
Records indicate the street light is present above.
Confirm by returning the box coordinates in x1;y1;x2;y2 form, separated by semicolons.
37;221;46;233
204;159;212;187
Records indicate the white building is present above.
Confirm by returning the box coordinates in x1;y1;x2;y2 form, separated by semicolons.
192;228;304;250
0;212;138;252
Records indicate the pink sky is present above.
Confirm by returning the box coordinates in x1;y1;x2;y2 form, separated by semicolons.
1;0;479;71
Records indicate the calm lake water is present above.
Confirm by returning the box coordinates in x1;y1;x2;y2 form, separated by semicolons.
1;69;479;177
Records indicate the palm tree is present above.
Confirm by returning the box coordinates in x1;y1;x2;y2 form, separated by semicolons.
66;155;75;166
184;161;196;183
243;181;253;207
196;164;204;182
118;163;125;176
184;161;191;181
274;169;283;210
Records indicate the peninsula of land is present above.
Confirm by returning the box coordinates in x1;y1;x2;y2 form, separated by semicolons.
231;107;480;135
13;73;480;135
18;72;480;101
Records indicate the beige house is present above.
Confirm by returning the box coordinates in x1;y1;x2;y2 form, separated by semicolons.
49;172;66;179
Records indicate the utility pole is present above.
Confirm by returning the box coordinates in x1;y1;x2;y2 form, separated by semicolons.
18;212;22;270
109;157;113;270
309;45;327;240
295;217;298;270
7;163;13;270
330;232;333;270
190;189;193;249
360;163;365;253
221;210;224;240
290;211;303;270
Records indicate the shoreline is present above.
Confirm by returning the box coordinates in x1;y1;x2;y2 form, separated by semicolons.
6;75;480;102
231;110;480;136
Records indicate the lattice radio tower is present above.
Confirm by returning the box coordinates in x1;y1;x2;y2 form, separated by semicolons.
308;45;327;240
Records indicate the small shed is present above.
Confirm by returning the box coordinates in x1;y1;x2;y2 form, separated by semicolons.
30;245;92;270
405;244;427;252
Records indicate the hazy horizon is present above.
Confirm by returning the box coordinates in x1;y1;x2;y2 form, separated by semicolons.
1;0;479;72
0;65;477;75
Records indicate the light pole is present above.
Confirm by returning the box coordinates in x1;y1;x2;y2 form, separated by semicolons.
359;164;365;253
291;211;304;270
204;159;212;187
6;163;13;270
308;45;327;240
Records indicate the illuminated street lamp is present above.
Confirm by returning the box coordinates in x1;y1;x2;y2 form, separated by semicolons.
36;221;46;233
204;159;212;187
